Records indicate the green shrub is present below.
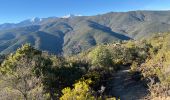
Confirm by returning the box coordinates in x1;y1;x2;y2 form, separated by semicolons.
88;45;113;68
60;79;95;100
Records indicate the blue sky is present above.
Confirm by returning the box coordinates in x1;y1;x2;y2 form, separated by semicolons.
0;0;170;24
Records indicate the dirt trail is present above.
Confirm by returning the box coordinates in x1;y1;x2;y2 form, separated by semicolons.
108;67;149;100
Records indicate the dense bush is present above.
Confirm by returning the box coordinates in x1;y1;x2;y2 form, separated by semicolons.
60;79;96;100
0;44;43;99
0;44;85;99
88;45;113;68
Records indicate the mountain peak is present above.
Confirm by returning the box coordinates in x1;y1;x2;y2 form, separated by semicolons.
30;17;42;22
61;14;82;18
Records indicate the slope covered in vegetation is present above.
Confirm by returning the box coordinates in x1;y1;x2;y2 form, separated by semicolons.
2;11;170;55
0;33;170;99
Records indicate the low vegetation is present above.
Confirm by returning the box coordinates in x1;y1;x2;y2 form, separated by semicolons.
0;33;170;99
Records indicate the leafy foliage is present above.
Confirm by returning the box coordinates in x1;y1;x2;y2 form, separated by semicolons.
88;45;113;68
0;44;43;99
60;80;95;100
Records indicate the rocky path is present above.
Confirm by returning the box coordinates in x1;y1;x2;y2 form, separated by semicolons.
108;67;149;100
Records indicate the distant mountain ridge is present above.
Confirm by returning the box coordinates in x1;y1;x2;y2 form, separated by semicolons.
0;17;58;30
0;14;82;30
0;10;170;55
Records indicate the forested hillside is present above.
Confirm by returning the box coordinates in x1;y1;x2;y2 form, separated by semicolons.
1;11;170;55
0;32;170;99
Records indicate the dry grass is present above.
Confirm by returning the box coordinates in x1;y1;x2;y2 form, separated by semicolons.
152;97;170;100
